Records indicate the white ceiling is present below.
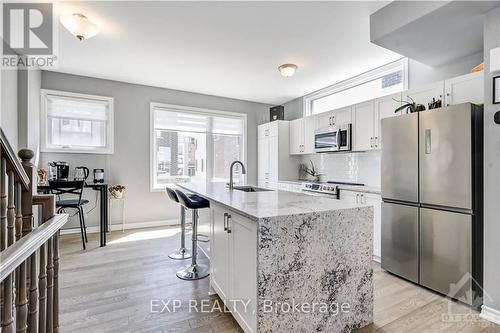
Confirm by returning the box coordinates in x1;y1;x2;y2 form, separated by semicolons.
52;1;402;105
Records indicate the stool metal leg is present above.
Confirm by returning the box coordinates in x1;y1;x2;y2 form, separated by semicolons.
176;209;209;280
169;207;192;260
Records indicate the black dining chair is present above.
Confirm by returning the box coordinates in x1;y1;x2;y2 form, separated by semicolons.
49;180;89;250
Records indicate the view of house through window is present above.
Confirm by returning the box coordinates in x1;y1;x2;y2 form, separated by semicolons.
151;104;245;190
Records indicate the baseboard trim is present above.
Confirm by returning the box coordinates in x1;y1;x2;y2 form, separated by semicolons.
373;255;381;263
60;219;179;235
480;305;500;325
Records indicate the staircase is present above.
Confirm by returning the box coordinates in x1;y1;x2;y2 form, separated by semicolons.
0;129;69;333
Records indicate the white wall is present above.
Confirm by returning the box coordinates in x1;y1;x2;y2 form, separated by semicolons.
482;6;500;321
40;71;271;230
17;69;41;162
1;68;18;151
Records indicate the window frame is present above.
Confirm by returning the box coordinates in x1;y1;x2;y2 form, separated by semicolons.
149;102;247;192
40;89;114;154
303;58;409;117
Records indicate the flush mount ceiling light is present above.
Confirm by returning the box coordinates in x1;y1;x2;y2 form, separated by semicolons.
278;64;298;77
60;13;100;41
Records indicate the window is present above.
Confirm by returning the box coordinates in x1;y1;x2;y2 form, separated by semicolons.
41;90;114;154
304;58;408;116
150;103;246;191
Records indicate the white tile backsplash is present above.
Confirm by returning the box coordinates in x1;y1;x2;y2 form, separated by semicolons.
301;150;381;187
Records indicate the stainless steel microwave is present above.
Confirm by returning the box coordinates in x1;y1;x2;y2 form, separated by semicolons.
314;124;352;153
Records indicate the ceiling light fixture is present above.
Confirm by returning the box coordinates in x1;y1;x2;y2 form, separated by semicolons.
278;64;298;77
60;13;100;41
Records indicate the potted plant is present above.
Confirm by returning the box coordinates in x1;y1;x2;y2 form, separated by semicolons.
109;185;126;199
299;160;324;182
393;96;426;114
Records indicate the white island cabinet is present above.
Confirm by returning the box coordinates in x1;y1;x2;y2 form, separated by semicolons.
178;182;373;333
211;203;257;333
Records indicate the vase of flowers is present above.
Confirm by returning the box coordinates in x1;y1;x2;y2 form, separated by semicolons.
109;185;126;199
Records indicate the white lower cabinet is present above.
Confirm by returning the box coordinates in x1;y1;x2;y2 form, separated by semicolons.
339;190;381;261
210;204;257;333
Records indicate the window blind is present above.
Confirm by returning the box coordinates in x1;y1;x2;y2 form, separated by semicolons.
153;108;243;135
46;95;109;121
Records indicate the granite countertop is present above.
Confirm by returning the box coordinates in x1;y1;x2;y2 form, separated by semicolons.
177;182;364;221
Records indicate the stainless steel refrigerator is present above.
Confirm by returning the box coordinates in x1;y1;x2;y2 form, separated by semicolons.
380;103;483;306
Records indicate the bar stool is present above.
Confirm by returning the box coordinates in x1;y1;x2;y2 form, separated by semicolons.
166;187;191;260
175;189;210;280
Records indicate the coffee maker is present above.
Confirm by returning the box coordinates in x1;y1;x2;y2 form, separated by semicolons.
49;161;70;181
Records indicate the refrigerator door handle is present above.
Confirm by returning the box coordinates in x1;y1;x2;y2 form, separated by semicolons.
425;129;432;154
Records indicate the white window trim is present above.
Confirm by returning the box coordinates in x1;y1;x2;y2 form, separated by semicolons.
150;102;247;192
40;89;114;154
303;58;409;116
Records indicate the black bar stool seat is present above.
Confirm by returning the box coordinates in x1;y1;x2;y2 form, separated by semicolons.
179;195;209;210
175;189;210;280
166;187;192;260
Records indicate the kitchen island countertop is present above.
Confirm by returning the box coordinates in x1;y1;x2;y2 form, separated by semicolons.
177;182;364;221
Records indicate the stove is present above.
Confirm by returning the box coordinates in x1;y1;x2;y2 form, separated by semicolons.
301;181;365;198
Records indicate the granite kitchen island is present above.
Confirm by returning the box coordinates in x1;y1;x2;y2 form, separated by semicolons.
178;182;373;333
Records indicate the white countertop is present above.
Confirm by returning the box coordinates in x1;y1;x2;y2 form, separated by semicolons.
177;182;364;220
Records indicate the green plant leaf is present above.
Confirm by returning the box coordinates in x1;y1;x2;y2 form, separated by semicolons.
394;103;412;113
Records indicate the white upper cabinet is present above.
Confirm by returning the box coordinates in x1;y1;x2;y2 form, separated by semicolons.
402;72;483;109
303;116;317;154
258;122;269;139
403;81;445;108
374;93;403;149
317;106;352;129
353;100;376;152
289;116;317;155
444;71;483;106
289;118;304;154
335;106;353;125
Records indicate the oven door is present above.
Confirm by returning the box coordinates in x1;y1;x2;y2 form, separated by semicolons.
315;129;339;152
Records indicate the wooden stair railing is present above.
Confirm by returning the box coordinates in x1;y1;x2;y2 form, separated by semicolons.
1;129;68;333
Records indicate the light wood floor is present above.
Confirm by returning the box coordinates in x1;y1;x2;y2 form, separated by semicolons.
59;227;500;333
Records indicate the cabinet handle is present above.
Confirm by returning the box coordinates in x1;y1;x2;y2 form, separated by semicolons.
328;117;331;126
223;213;228;231
356;194;359;203
332;115;335;125
375;137;379;148
370;137;374;148
227;214;232;233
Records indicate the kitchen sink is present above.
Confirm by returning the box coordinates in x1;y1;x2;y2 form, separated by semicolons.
232;185;272;192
